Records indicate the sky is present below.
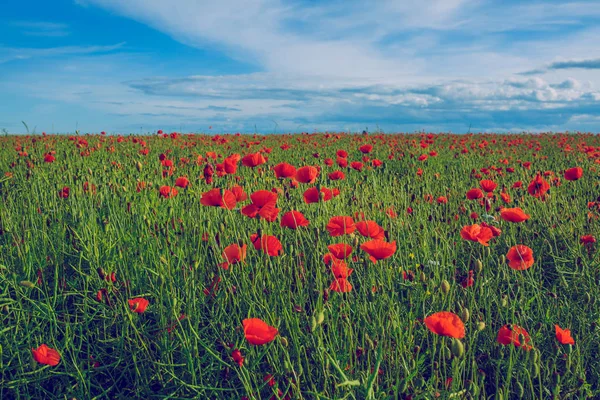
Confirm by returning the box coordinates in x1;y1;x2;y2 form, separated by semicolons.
1;0;600;134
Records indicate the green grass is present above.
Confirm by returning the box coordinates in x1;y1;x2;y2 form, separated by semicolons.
0;132;599;399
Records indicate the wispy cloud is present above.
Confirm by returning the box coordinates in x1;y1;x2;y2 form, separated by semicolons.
11;21;70;37
0;42;126;64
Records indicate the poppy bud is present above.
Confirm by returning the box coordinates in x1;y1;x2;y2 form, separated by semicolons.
474;259;483;274
310;316;317;332
20;280;35;289
419;271;426;282
499;254;506;265
136;161;142;172
110;271;116;282
501;295;508;307
279;336;288;347
450;338;464;358
566;344;573;354
316;310;325;325
440;280;450;295
459;308;470;322
477;321;486;331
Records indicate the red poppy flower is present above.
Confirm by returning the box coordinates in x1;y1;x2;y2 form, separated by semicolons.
500;191;511;204
329;277;353;292
243;318;278;345
295;166;319;183
500;207;530;223
250;233;283;256
200;188;237;210
280;210;309;229
337;149;348;158
242;152;266;168
303;187;333;203
527;174;550;199
466;188;484;200
437;196;448;204
159;185;178;199
506;245;534;270
481;222;502;237
360;240;396;263
580;235;596;244
58;187;70;199
355;220;385;240
221;243;247;269
274;162;296;178
359;144;373;154
231;349;244;367
128;297;149;313
223;154;240;174
32;344;61;366
328;170;345;180
241;190;279;222
331;260;353;278
497;324;532;350
44;154;55;163
424;312;465;339
480;179;497;193
350;161;364;171
564;167;583;181
460;224;493;246
175;176;190;188
337;157;348;168
230;185;248;202
327;243;353;259
555;325;575;345
326;216;356;236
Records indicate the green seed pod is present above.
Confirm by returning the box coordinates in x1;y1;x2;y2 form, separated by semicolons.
440;279;451;295
316;310;325;325
459;308;470;323
475;259;483;274
451;338;465;358
310;316;317;332
20;280;35;289
477;321;486;331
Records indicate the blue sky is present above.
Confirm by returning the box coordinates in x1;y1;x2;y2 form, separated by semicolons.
2;0;600;133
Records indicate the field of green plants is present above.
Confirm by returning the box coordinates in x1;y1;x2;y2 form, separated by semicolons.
0;131;599;399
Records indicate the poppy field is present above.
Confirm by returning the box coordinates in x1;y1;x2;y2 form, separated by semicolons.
1;131;600;399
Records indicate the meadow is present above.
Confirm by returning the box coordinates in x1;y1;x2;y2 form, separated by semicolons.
0;131;599;399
